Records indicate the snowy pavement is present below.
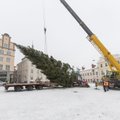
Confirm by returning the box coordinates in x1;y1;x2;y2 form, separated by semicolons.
0;84;120;120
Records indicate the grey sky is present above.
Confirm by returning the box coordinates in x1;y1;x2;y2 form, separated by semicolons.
0;0;120;69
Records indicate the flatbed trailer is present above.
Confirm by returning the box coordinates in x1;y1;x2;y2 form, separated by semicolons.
4;82;51;91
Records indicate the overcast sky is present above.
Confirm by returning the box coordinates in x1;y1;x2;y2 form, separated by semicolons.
0;0;120;69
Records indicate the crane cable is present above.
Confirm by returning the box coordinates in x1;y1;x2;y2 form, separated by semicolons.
42;0;47;54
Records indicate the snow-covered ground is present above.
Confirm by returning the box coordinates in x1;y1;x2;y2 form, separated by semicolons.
0;84;120;120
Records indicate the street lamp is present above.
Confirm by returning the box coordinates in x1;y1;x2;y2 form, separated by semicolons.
92;60;96;82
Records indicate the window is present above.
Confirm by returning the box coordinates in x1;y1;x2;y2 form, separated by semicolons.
105;63;108;67
0;57;3;61
0;64;3;70
0;50;4;55
6;50;11;55
92;69;95;75
6;65;10;71
6;58;10;62
3;43;9;48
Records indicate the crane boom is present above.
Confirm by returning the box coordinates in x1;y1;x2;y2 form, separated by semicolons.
60;0;93;36
60;0;120;72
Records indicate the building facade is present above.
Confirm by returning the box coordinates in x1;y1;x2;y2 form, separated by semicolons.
17;58;49;83
80;54;120;82
0;33;15;82
97;54;120;81
80;67;99;83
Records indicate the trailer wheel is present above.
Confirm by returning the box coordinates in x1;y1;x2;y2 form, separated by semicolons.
25;85;33;91
5;86;9;91
35;85;43;90
14;86;22;91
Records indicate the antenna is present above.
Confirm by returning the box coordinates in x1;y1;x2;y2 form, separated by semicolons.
32;41;34;49
42;0;48;54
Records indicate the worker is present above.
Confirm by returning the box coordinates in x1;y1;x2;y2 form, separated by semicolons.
103;80;109;92
95;81;98;89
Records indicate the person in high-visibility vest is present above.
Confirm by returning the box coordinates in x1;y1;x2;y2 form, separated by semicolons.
103;80;109;92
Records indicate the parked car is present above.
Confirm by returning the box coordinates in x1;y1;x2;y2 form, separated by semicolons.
73;80;89;87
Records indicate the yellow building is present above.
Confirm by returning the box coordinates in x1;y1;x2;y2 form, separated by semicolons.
0;33;15;82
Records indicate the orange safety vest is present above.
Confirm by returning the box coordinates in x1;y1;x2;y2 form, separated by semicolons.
103;81;109;86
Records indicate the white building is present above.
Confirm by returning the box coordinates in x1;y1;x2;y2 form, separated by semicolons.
80;54;120;82
80;67;99;83
17;58;49;83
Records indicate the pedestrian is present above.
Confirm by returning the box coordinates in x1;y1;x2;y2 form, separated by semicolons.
95;81;98;89
103;80;109;92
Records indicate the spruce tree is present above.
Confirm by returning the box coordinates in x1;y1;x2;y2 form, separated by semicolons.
15;44;78;87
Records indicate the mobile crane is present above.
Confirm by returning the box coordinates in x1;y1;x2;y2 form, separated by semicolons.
60;0;120;88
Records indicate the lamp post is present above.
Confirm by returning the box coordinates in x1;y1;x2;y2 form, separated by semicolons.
92;60;96;83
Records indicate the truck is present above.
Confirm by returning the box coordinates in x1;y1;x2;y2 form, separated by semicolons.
4;81;51;91
60;0;120;88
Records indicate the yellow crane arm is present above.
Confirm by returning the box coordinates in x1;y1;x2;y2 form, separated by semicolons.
60;0;120;72
90;35;120;72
